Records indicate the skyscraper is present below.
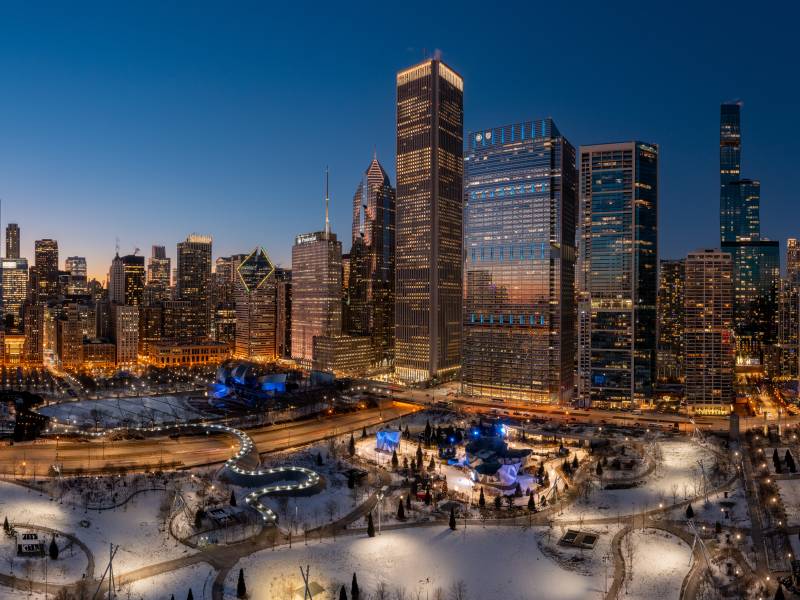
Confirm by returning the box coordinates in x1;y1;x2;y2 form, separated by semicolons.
684;249;734;414
148;245;171;287
578;142;659;408
348;155;396;366
176;234;213;339
462;119;577;403
65;256;88;295
788;238;800;286
31;239;59;302
776;278;799;377
720;102;742;243
657;259;685;381
291;230;342;366
2;258;28;332
108;254;145;306
5;224;19;259
394;57;463;383
234;246;277;362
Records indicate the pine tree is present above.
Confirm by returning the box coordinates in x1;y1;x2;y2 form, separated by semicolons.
391;450;399;470
187;590;194;600
405;494;411;510
424;487;432;506
339;585;348;600
514;482;522;497
775;583;785;600
416;445;423;469
404;425;410;439
348;471;356;489
2;516;8;533
494;495;502;510
449;507;457;530
49;537;59;560
349;433;356;457
397;498;405;520
528;493;535;511
596;462;603;476
230;490;237;507
478;487;486;508
403;456;409;470
428;456;435;472
194;509;204;528
715;521;722;534
410;457;417;472
686;504;694;519
367;513;375;537
236;568;247;599
572;455;579;470
424;420;432;444
351;572;360;600
361;426;367;438
316;453;324;466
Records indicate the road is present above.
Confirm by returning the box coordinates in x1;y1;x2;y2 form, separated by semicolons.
0;403;418;475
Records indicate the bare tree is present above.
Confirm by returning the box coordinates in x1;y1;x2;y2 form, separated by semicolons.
448;580;468;600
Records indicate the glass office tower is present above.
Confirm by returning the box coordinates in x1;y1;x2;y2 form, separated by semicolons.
578;142;658;408
463;119;577;403
394;57;463;383
720;102;742;243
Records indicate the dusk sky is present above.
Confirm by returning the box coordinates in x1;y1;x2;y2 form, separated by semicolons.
0;1;797;279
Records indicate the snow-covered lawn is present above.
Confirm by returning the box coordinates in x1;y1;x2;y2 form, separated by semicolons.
562;439;718;520
39;395;204;428
0;481;195;576
625;528;692;599
0;528;87;584
669;481;751;527
223;525;611;600
124;562;216;600
776;479;800;526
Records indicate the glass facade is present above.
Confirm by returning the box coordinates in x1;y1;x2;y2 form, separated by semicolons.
291;231;342;366
578;142;658;408
720;102;742;243
234;246;277;362
657;259;685;381
462;119;576;403
176;234;213;338
2;258;28;332
395;58;463;383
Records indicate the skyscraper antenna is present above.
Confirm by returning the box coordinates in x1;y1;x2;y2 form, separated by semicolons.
324;167;330;238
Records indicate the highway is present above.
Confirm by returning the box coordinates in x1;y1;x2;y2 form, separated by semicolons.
0;403;418;476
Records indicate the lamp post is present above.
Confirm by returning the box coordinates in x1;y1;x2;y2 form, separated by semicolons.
376;491;384;535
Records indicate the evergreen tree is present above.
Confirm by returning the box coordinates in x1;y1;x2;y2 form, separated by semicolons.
405;494;411;510
361;426;367;438
410;457;417;472
449;507;456;530
537;464;545;479
49;537;59;560
541;495;547;507
351;572;360;600
416;445;423;469
572;455;579;470
786;450;796;473
367;513;375;537
236;568;247;599
397;498;405;520
411;480;418;497
339;585;348;600
514;482;522;497
2;516;8;533
403;456;409;470
478;487;486;508
775;583;785;600
187;590;194;600
596;462;603;476
527;493;535;511
316;453;324;466
428;456;435;472
194;509;204;528
404;425;410;439
348;471;356;489
424;487;432;506
391;450;399;470
494;495;502;510
715;521;722;534
686;504;694;519
349;433;356;457
230;490;237;507
773;448;782;473
424;420;432;444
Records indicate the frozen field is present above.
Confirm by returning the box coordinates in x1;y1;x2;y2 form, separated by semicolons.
125;562;216;600
39;395;205;428
626;528;692;599
563;439;717;519
0;481;195;576
776;479;800;526
223;525;611;600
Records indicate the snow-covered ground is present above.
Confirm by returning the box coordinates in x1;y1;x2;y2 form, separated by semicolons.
223;525;611;600
0;527;87;584
39;395;204;428
776;479;800;526
562;439;718;520
669;481;751;527
625;528;692;599
123;562;216;600
0;481;195;576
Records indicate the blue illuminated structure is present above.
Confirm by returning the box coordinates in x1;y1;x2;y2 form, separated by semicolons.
375;429;400;453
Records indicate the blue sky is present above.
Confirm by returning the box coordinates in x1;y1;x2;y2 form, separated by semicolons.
0;1;797;278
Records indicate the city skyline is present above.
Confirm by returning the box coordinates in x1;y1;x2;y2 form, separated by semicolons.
1;2;797;278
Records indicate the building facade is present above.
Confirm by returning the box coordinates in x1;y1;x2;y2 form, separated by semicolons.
578;142;659;408
31;239;59;302
394;57;463;383
176;234;212;338
148;245;171;287
657;259;685;381
788;238;800;286
5;224;19;259
234;247;278;362
684;250;734;414
462;118;577;403
2;258;28;332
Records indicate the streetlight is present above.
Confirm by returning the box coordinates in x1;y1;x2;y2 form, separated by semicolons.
376;491;384;535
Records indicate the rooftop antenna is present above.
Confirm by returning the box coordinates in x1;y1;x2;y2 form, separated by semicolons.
114;236;120;257
324;167;331;239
